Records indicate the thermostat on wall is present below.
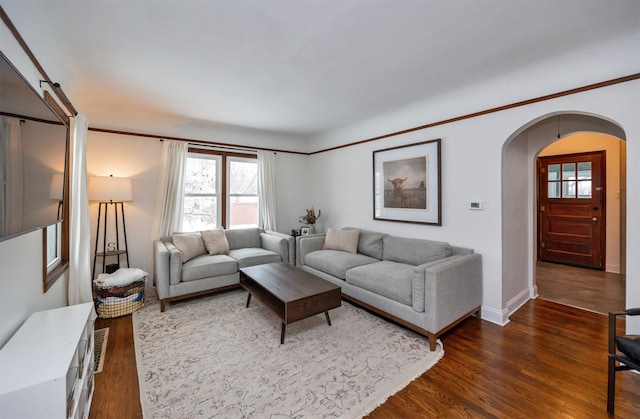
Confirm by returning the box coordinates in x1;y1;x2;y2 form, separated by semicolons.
469;201;483;210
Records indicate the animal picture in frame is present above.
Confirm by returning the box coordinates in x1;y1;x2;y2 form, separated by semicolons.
383;156;428;210
373;139;441;225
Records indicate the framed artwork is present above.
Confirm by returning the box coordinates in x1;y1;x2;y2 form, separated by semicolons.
300;227;310;236
373;139;441;225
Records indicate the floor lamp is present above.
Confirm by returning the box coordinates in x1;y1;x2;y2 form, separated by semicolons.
89;175;133;279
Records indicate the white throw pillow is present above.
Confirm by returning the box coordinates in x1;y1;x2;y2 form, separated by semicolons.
200;229;230;255
323;228;360;254
172;232;206;263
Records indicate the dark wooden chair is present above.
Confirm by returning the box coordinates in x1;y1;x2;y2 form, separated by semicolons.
607;308;640;414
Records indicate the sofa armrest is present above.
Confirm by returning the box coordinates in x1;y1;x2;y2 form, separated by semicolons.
153;240;170;299
260;231;294;264
414;253;482;333
153;240;183;300
296;234;326;266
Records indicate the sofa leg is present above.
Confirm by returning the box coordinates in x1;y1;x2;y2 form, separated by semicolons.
160;300;166;313
428;334;437;351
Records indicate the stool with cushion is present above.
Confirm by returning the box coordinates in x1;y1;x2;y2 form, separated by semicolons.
607;307;640;414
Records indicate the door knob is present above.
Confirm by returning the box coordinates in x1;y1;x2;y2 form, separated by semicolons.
592;217;598;221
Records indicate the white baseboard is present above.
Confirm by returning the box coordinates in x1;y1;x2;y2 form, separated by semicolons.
606;263;621;274
481;286;538;327
507;287;534;316
480;305;510;326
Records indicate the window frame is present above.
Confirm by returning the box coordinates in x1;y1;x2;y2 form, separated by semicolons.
226;155;260;229
184;148;258;230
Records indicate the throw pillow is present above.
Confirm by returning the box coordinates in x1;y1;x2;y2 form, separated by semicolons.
616;335;640;361
201;229;230;255
323;228;360;254
172;232;206;263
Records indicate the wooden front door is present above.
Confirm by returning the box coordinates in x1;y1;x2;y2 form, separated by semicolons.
538;151;605;270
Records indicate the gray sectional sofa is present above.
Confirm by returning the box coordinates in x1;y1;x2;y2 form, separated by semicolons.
154;228;294;312
296;227;482;350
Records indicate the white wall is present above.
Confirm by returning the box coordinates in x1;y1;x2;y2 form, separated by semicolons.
305;79;640;332
86;133;162;276
85;131;311;278
0;231;67;347
81;78;640;338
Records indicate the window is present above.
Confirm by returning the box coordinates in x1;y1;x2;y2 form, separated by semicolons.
182;150;259;230
227;157;259;228
547;161;592;199
45;222;62;272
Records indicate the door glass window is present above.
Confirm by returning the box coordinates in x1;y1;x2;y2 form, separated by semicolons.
547;164;561;198
561;163;576;198
577;162;592;198
547;161;593;199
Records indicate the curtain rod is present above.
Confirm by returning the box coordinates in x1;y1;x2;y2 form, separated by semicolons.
89;126;305;155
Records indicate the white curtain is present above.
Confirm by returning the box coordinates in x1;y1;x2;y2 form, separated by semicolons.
0;116;24;235
68;114;93;305
258;150;277;231
150;140;187;240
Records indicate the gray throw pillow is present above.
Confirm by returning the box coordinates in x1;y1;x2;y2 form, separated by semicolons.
172;232;206;263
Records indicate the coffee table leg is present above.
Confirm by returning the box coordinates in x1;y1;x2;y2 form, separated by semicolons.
281;323;286;344
246;293;252;308
325;311;331;326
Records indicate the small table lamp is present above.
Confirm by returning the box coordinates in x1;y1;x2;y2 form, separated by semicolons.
89;175;133;278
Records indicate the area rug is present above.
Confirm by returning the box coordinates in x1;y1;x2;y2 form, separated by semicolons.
94;327;109;374
133;289;443;418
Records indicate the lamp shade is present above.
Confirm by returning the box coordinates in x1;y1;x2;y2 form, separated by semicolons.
49;173;64;200
88;175;133;202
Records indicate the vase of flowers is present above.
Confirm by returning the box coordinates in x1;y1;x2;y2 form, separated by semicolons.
299;206;321;234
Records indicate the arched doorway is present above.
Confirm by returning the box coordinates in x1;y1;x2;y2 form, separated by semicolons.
501;112;626;316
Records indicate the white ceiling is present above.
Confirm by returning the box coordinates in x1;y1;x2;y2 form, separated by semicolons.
2;0;639;139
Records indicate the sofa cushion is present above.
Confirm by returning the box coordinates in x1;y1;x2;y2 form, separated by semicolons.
228;248;281;268
323;228;360;254
383;235;452;266
305;250;378;280
201;228;230;255
225;228;261;250
181;254;238;282
172;232;206;263
344;227;387;260
346;261;414;306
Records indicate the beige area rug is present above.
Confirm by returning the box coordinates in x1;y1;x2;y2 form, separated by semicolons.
94;327;109;374
133;288;444;418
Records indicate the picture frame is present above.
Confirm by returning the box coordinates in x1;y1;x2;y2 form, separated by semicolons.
300;227;310;236
373;139;441;225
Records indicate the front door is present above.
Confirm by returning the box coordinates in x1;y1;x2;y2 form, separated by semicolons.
538;151;605;270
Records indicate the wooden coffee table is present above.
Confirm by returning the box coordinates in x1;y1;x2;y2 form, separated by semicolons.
239;262;341;344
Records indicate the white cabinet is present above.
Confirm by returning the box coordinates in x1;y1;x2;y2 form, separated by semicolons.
0;303;95;419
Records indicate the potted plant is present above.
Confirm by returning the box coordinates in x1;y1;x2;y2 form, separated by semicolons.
299;207;321;234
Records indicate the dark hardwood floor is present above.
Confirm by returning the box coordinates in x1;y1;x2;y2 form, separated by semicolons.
90;274;639;418
536;261;626;314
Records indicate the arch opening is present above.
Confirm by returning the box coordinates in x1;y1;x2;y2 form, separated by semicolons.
501;112;626;318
